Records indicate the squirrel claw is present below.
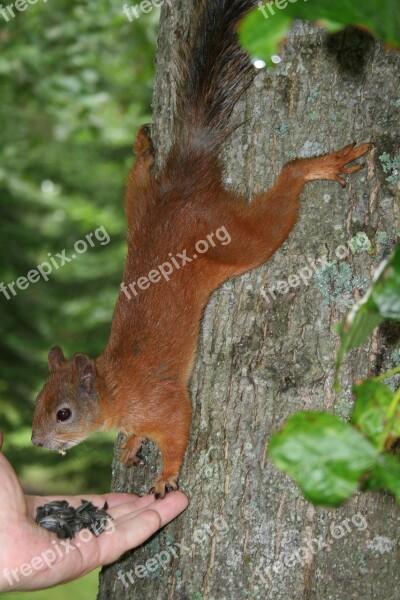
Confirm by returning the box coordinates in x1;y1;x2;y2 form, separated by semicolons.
149;478;179;499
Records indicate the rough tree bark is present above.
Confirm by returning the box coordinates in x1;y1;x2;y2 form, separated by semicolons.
98;3;400;599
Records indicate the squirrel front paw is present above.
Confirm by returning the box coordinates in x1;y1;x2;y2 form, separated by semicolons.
149;477;179;500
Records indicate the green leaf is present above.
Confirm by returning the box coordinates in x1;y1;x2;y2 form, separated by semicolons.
364;454;400;501
335;307;383;384
269;412;378;505
240;0;400;64
335;245;400;380
352;380;396;449
239;10;292;67
370;245;400;320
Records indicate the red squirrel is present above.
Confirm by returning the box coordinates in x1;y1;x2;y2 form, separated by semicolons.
32;0;372;498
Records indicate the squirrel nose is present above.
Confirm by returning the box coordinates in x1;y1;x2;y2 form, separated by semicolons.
31;435;44;448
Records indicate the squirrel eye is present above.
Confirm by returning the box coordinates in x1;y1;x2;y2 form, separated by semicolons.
57;408;72;422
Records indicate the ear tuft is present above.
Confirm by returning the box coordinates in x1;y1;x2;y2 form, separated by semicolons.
48;347;66;373
73;353;95;392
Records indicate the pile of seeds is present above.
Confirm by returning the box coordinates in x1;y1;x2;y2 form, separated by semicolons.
36;499;113;540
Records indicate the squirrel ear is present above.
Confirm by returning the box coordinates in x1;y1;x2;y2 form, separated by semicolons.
73;354;95;392
48;347;66;373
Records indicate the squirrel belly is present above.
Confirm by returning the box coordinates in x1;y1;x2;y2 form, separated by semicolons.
31;0;373;499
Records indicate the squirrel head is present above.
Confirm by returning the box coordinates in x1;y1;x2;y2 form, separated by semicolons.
32;347;102;454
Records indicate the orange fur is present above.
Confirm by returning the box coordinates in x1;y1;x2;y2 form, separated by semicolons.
32;130;372;497
31;0;373;498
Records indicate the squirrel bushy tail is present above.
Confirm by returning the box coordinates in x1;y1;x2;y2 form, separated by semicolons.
174;0;258;154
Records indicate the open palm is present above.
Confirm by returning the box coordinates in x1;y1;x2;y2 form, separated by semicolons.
0;433;188;592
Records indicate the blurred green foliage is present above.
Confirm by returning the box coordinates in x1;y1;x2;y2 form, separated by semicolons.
240;0;400;66
0;0;158;496
1;570;99;600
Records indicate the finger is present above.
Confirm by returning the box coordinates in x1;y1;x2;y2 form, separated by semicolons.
109;494;165;521
26;492;142;517
106;509;162;559
59;509;163;576
97;492;188;566
110;492;189;525
145;491;189;528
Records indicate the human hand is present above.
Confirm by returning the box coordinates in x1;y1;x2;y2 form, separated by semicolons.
0;432;188;592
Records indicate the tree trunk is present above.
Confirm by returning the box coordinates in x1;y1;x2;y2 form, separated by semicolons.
98;4;400;599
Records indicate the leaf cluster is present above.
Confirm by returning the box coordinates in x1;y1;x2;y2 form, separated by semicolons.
270;246;400;505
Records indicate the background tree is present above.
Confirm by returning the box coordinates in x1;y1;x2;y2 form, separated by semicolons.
0;0;156;494
98;3;400;599
0;2;158;598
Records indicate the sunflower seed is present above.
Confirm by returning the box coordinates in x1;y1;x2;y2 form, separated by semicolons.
36;499;113;540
